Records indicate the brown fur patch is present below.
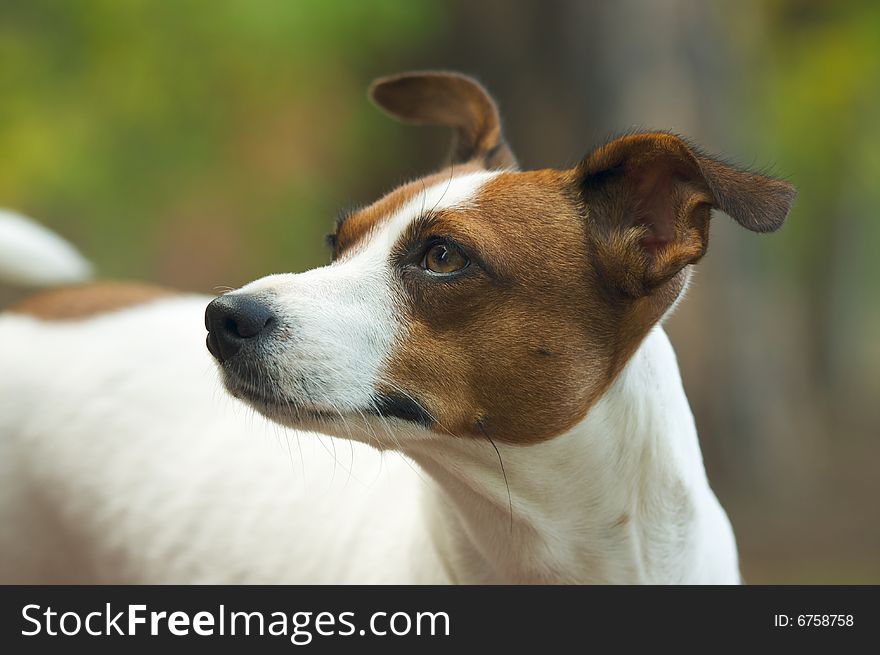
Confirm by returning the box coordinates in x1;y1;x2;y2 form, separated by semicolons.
7;282;175;321
377;170;637;444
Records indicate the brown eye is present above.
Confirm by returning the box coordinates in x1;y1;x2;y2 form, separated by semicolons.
421;242;469;274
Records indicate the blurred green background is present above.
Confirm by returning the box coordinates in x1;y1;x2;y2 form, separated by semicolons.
1;0;878;582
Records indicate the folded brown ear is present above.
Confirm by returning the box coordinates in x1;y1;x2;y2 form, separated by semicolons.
369;71;517;170
576;132;796;296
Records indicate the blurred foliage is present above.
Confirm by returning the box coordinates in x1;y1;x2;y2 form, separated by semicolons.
739;0;880;269
0;0;445;288
730;0;880;400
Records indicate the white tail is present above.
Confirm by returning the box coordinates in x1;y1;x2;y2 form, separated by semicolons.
0;209;93;287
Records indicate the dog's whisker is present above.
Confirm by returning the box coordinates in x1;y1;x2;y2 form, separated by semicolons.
477;420;514;533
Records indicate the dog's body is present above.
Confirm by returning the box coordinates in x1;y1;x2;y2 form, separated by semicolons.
0;297;736;583
0;72;793;584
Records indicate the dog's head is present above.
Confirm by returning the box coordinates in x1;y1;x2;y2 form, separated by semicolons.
205;71;795;445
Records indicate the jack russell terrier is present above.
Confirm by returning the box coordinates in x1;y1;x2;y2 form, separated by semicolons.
0;72;794;584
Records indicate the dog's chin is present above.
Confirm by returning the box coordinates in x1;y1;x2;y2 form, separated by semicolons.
216;356;436;443
220;373;333;425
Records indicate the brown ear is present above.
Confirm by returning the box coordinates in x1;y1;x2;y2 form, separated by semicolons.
369;71;517;170
576;132;796;296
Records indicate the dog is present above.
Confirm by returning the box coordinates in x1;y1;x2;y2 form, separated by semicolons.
0;71;794;584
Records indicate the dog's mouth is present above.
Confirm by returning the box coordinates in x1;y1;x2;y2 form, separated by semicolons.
219;361;433;430
369;392;433;428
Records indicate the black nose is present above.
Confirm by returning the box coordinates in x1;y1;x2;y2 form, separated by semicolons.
205;295;275;362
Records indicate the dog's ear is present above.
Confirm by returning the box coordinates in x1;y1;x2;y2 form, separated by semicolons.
574;132;796;296
369;71;517;170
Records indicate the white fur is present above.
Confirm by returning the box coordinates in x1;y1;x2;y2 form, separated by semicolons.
0;209;92;286
0;182;740;584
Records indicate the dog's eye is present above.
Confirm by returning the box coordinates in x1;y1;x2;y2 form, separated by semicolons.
421;242;469;275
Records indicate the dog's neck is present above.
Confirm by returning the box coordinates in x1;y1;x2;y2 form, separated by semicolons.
401;327;739;584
